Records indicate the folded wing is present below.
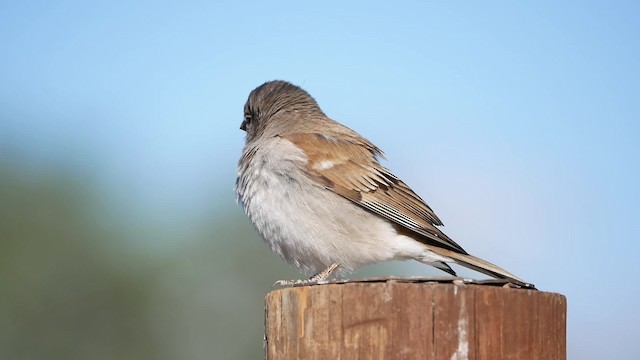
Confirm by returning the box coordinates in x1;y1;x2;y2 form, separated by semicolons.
283;132;467;255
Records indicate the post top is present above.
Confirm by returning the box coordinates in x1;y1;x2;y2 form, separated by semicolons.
288;276;536;290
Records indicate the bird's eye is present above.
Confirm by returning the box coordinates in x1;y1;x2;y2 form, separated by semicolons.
240;113;253;131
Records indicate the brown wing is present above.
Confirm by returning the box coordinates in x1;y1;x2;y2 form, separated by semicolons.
283;132;467;254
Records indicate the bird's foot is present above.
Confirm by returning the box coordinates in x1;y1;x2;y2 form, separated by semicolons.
273;263;339;287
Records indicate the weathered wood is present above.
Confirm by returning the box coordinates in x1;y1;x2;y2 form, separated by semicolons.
265;279;566;360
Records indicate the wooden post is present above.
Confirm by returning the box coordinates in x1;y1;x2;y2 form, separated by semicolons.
264;278;566;360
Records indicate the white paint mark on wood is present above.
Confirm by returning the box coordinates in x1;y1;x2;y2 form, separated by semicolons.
450;292;469;360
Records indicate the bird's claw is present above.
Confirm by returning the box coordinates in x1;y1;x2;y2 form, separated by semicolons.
272;263;340;287
273;278;317;287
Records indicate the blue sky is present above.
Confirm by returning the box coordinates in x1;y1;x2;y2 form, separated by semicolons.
1;1;639;358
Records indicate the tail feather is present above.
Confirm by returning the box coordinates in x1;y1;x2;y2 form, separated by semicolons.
426;246;530;287
432;261;457;276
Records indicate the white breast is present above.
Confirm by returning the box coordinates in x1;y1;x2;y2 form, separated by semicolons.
235;137;445;277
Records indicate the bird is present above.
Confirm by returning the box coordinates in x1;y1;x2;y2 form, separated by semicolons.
235;80;528;287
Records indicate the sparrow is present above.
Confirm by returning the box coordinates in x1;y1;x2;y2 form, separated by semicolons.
235;80;528;287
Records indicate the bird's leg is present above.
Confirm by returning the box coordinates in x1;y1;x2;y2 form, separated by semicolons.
310;262;340;282
273;263;340;287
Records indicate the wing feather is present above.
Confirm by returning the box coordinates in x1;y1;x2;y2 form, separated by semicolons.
283;132;467;254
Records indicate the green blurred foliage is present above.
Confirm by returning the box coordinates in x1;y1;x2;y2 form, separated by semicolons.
0;158;295;359
0;160;156;359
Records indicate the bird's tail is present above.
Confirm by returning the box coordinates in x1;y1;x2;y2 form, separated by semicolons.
428;246;531;287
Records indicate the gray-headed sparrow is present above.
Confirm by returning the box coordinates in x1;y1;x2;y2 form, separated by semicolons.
236;80;528;287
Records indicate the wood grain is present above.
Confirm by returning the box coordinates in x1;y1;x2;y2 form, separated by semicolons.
265;281;566;360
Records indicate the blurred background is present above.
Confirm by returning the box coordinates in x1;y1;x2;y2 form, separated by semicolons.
1;1;638;359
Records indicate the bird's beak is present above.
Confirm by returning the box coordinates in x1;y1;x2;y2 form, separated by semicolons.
240;120;247;131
